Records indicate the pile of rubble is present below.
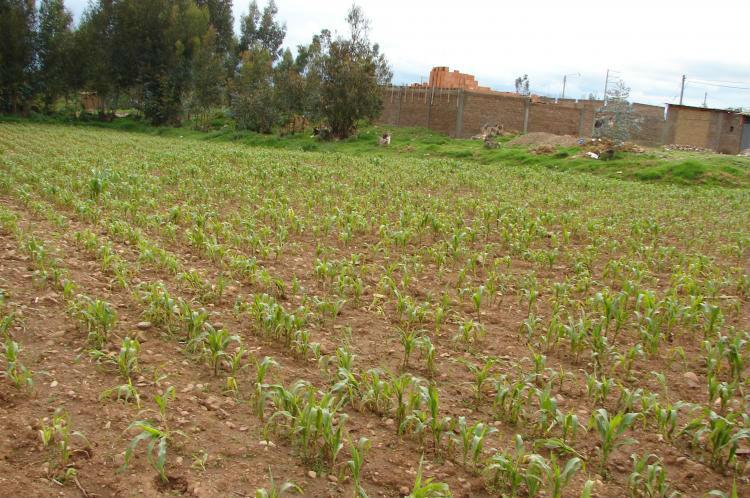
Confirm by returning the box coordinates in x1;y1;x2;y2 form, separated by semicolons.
472;122;515;141
664;144;714;153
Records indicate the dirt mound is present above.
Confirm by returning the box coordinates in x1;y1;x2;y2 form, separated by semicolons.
508;132;579;148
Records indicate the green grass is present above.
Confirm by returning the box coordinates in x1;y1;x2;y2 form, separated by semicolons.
3;113;749;188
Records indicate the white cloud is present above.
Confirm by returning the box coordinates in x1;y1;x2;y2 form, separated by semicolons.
65;0;750;108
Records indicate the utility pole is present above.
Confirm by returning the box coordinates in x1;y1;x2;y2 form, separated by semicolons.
679;74;686;105
703;92;708;107
561;73;580;100
603;69;610;106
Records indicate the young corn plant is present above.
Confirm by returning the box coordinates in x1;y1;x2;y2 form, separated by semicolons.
1;338;33;391
591;408;639;473
458;357;495;407
255;468;302;497
347;437;371;498
544;454;582;498
682;411;750;469
117;336;140;380
38;409;88;483
453;416;497;468
398;327;421;370
585;372;613;406
485;434;535;497
408;456;452;498
494;375;531;425
360;369;392;415
417;336;437;378
138;282;177;332
225;345;247;396
391;373;422;434
78;297;116;349
453;319;485;350
533;384;562;436
202;327;241;376
100;378;141;407
628;453;680;498
404;385;452;458
122;386;182;484
252;356;278;421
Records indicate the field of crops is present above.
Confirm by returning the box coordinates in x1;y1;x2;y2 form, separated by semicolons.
0;122;749;497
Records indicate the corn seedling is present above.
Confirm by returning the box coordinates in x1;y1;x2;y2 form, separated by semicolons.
255;467;302;497
408;456;452;498
39;410;88;483
251;356;278;420
347;437;371;498
192;450;209;471
117;336;140;379
202;327;240;375
485;434;538;497
100;378;141;407
453;319;485;349
591;408;638;472
1;338;33;390
453;416;497;468
78;297;116;349
458;357;495;407
628;453;681;498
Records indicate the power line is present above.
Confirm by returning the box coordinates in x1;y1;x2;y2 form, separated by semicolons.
688;77;750;86
687;79;750;91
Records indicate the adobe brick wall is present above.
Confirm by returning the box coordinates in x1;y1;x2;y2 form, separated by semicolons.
527;103;581;136
459;92;526;137
668;107;713;148
427;89;460;135
397;88;431;128
376;87;739;153
717;113;743;154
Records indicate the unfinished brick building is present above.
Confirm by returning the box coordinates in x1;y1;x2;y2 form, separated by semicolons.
411;66;494;93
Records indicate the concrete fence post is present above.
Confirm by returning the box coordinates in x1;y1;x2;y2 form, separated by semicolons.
523;98;530;134
455;90;465;138
396;87;403;127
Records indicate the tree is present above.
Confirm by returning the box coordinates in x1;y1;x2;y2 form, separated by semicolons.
231;47;277;132
319;5;391;138
75;0;117;113
195;0;234;55
594;80;641;143
106;0;209;124
37;0;74;111
238;0;285;59
293;30;328;123
0;0;37;114
189;27;224;129
515;74;529;96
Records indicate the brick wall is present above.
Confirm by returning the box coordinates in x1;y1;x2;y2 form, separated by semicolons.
459;92;526;137
717;113;743;154
376;87;740;153
527;103;581;136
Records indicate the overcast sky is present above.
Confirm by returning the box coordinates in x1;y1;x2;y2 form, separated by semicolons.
65;0;750;109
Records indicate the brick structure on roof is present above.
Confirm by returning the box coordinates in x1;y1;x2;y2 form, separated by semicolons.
411;66;495;93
